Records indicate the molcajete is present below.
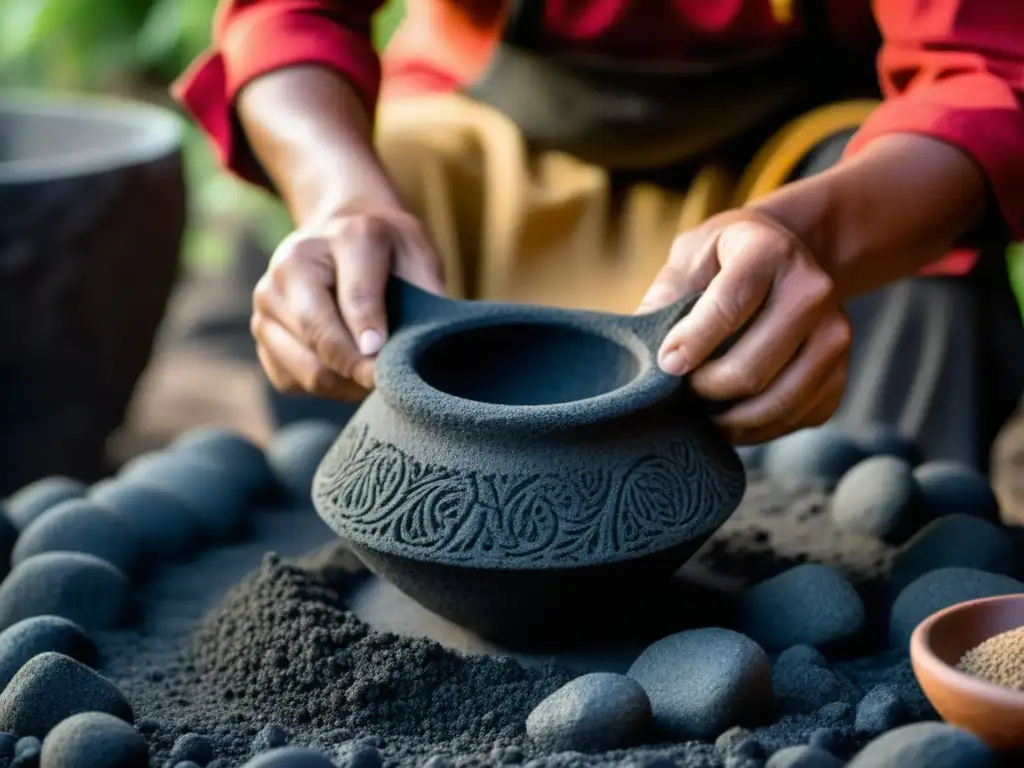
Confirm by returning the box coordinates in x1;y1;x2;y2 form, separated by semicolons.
312;277;745;644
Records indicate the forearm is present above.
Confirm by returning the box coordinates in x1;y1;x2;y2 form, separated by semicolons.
750;134;989;300
238;65;403;227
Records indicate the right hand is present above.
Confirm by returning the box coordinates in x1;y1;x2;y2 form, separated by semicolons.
252;202;445;400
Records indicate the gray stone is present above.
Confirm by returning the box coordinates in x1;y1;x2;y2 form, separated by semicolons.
851;423;918;464
627;628;771;741
12;500;142;577
766;745;843;768
526;673;651;752
89;481;201;562
40;712;148;768
738;564;865;652
266;422;338;504
854;684;907;737
830;456;923;544
169;733;213;765
0;616;97;691
171;428;278;501
241;748;337;767
762;426;868;489
846;722;994;767
5;478;86;533
890;515;1018;593
0;553;135;632
0;653;133;739
889;567;1024;651
913;461;1000;522
771;650;848;716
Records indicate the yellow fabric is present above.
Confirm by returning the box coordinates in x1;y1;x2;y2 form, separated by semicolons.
376;94;881;314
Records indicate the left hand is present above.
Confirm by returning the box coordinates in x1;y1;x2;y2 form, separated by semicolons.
636;209;852;445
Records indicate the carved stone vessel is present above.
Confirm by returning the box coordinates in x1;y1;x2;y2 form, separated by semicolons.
313;277;745;643
0;92;185;493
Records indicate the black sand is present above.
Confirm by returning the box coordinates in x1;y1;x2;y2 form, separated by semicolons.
81;475;938;767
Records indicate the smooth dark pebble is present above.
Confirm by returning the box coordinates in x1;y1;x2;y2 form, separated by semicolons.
766;745;843;768
762;426;868;489
830;456;923;544
889;515;1018;593
241;746;337;767
251;725;289;753
738;564;865;652
525;673;650;752
771;653;847;716
889;567;1024;651
40;711;147;768
714;727;763;759
119;453;248;543
266;421;338;504
171;428;278;502
5;478;86;533
846;722;994;767
0;653;133;739
12;500;141;577
0;616;97;691
0;553;134;632
851;423;918;464
854;684;908;737
913;461;1000;522
89;481;201;562
627;628;772;741
169;734;213;765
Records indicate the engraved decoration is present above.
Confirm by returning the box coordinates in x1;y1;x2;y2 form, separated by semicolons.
313;424;746;568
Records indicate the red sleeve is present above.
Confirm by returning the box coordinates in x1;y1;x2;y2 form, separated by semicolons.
846;3;1024;241
171;0;383;186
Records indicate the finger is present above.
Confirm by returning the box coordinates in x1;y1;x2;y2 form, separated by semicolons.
689;264;837;401
658;222;781;375
256;316;368;401
713;315;851;439
392;222;446;295
330;217;393;359
635;226;722;314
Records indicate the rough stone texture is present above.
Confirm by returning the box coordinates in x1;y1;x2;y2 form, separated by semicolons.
4;477;86;532
853;685;908;738
0;616;97;691
242;747;339;767
913;461;1001;522
0;653;133;739
0;97;185;495
830;457;923;544
119;452;250;543
737;564;865;653
0;552;135;632
627;628;772;742
525;673;651;752
765;745;844;768
771;648;849;716
12;499;142;577
845;722;994;767
888;515;1019;593
89;480;201;562
169;733;214;764
266;421;339;504
761;426;869;489
39;712;148;768
889;568;1024;652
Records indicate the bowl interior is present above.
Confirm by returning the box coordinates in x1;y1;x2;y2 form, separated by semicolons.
925;595;1024;672
416;322;643;406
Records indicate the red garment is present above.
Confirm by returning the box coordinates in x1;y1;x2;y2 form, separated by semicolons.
174;0;1024;275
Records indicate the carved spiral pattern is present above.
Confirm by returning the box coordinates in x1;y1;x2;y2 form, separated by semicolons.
313;424;745;567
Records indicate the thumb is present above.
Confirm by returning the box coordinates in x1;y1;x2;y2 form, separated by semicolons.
331;222;392;358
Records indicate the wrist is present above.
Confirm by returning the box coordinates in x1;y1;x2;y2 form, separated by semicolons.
748;133;988;299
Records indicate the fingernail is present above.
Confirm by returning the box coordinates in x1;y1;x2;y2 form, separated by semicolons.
358;329;383;356
659;348;688;375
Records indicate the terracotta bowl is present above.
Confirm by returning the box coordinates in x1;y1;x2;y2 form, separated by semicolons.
910;593;1024;750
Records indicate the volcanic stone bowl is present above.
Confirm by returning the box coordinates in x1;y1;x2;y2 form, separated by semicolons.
0;90;185;493
314;278;746;646
911;593;1024;750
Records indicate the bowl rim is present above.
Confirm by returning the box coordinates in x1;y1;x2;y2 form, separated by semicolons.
0;89;182;184
910;593;1024;710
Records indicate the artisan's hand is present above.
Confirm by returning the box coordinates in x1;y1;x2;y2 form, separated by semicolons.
637;209;851;445
252;203;444;400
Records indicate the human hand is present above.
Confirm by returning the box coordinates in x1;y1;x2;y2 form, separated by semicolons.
252;203;445;400
636;209;852;445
